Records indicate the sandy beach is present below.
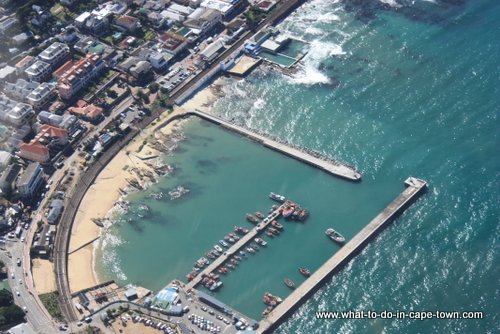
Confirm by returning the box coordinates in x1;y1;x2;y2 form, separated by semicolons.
66;78;225;293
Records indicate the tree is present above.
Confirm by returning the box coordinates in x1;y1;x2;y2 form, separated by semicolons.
148;82;159;94
0;290;13;307
0;304;25;325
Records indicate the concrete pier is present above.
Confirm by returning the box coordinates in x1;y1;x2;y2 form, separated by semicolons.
185;203;286;290
187;110;362;182
258;177;427;333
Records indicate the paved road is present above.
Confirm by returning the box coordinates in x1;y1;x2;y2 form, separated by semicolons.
1;241;58;333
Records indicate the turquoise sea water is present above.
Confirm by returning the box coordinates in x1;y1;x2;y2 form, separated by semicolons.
97;0;499;333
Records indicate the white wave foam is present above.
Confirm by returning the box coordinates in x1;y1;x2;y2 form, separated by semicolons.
252;98;266;110
379;0;402;8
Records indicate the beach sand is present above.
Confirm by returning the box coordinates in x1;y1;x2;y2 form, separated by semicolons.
32;259;56;294
66;77;225;293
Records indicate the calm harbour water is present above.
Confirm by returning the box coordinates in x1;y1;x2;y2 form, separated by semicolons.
97;0;499;333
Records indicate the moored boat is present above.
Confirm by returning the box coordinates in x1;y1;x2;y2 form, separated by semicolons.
246;247;256;254
214;245;223;252
255;211;265;219
271;220;283;229
299;267;311;277
269;192;286;203
219;240;229;248
284;278;295;289
254;238;267;246
246;214;260;224
325;228;345;243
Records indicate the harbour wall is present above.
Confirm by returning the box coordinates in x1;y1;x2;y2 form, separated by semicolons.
258;177;427;333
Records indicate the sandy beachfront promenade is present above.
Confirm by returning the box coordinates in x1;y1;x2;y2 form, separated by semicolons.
66;81;224;293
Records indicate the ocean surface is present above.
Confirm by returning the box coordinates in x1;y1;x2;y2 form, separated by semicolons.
96;0;499;333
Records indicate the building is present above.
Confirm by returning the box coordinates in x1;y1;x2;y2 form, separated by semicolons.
16;162;43;199
17;125;68;163
200;39;225;62
201;0;244;20
26;83;55;110
0;164;21;197
14;55;36;76
57;53;105;100
183;8;221;34
0;17;17;34
0;65;16;84
115;15;141;33
12;32;31;45
47;199;63;224
32;224;55;256
159;33;188;56
25;60;52;82
39;42;71;69
3;79;39;102
68;100;103;123
0;95;34;127
38;111;77;129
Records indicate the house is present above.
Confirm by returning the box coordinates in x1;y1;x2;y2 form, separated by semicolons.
14;56;36;76
148;12;166;29
137;49;169;71
115;15;141;33
26;83;55;110
160;9;185;23
57;27;79;44
0;151;12;170
57;53;105;100
183;8;221;35
52;60;74;80
47;199;63;224
32;224;55;256
16;162;43;199
12;32;31;45
0;17;17;35
159;33;188;56
201;0;244;20
84;14;109;36
68;100;104;123
129;61;153;84
25;60;52;82
0;66;16;84
0;95;34;127
17;125;68;163
39;42;71;69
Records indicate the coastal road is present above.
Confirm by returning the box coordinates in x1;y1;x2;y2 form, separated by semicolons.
1;242;58;333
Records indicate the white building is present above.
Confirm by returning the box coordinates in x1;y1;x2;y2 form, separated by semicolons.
3;79;38;102
25;60;52;82
0;95;34;127
39;42;70;69
27;83;55;110
16;162;43;199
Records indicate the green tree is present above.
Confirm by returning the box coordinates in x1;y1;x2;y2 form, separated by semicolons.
0;289;13;307
148;82;159;94
0;304;25;325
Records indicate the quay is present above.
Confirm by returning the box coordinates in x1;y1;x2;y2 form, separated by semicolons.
186;110;362;182
185;202;287;290
258;177;427;333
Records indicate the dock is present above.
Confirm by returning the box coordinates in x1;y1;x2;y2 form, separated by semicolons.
185;203;286;290
258;177;427;333
186;110;361;182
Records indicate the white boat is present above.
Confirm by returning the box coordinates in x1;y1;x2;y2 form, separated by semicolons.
219;240;229;248
254;238;267;246
325;228;345;243
214;245;223;253
269;192;286;203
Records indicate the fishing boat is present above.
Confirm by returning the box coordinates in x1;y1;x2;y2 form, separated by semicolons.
209;281;223;291
246;214;260;224
254;238;267;246
214;245;223;253
271;220;283;229
219;240;229;248
268;227;279;235
325;228;345;243
266;230;274;237
224;235;236;243
229;233;240;240
269;192;286;203
239;250;247;257
284;278;295;289
299;267;311;277
255;211;265;219
234;226;249;234
206;252;216;259
246;247;256;254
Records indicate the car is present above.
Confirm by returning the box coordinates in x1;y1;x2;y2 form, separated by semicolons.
19;279;22;285
11;272;14;279
201;306;208;312
208;309;215;315
22;306;27;313
16;258;21;266
15;289;20;296
76;322;83;327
